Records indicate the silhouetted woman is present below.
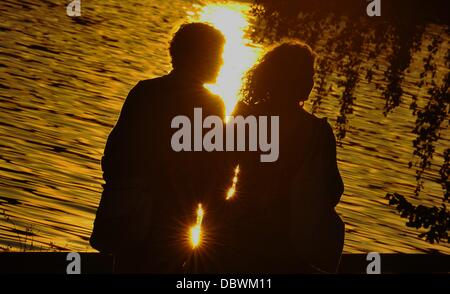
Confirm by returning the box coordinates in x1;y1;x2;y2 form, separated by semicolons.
222;42;345;273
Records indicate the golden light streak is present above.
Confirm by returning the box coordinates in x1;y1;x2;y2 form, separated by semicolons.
189;203;204;249
226;165;240;200
190;3;262;115
226;186;236;200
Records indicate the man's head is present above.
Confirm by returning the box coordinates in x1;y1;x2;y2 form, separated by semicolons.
170;23;225;84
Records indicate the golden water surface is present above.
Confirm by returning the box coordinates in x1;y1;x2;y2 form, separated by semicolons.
0;0;449;253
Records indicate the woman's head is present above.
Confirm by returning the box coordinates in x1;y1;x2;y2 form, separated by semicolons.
242;41;316;108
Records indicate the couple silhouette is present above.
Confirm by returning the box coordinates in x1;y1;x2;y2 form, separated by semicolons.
90;23;344;274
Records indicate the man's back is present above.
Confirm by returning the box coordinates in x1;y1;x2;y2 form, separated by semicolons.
102;73;224;177
92;73;226;272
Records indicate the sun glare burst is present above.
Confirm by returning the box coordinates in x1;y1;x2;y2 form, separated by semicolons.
189;203;204;249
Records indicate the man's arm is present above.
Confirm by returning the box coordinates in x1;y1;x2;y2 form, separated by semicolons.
102;81;143;184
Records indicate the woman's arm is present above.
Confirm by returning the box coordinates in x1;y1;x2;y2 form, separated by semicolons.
322;121;344;207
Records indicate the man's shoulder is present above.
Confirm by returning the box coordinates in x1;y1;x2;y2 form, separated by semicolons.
205;89;225;107
125;75;172;106
135;75;171;91
201;90;225;118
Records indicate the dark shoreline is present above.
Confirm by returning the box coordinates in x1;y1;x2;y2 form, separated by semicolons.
0;253;448;274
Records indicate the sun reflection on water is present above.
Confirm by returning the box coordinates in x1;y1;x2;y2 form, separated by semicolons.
186;3;259;251
190;3;262;115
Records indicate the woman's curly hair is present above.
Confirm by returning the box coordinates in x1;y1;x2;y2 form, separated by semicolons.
240;41;316;106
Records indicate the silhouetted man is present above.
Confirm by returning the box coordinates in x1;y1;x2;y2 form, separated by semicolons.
90;23;226;273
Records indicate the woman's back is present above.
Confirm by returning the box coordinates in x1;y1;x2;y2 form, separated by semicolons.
220;103;342;273
218;41;344;273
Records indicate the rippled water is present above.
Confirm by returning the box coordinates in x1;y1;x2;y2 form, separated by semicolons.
0;0;449;253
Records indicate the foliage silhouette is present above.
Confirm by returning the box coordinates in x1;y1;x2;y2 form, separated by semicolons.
250;0;449;244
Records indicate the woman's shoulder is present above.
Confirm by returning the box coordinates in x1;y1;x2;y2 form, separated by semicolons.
298;110;335;140
298;109;328;125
